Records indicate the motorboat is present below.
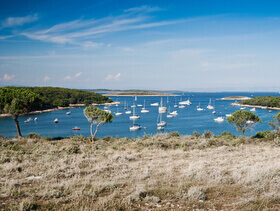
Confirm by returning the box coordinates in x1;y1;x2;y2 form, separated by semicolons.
104;109;111;114
129;124;141;131
24;117;32;123
214;117;224;122
137;104;142;107
151;102;159;106
250;108;256;112
246;120;254;124
115;105;123;116
226;114;232;117
269;110;272;113
212;111;216;114
54;118;59;123
125;110;132;114
179;105;186;108
72;126;80;130
157;125;165;130
240;107;246;110
66;111;71;115
34;117;37;121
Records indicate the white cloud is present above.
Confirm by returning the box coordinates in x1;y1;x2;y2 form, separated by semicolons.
124;5;162;13
3;74;15;80
1;14;38;28
105;73;121;81
75;72;82;77
44;76;50;81
64;75;71;80
0;35;13;40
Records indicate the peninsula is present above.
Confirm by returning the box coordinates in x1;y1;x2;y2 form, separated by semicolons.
221;96;251;100
103;90;177;96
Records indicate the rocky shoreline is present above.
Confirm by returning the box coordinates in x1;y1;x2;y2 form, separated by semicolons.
231;102;280;110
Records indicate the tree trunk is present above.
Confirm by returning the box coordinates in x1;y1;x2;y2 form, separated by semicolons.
243;130;245;137
92;122;101;141
90;120;93;142
14;116;22;137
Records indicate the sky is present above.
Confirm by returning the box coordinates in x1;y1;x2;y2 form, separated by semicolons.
1;0;280;91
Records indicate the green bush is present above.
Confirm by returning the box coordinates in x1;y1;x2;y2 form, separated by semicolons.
202;131;214;139
192;131;200;138
68;145;81;154
169;131;180;138
27;133;41;139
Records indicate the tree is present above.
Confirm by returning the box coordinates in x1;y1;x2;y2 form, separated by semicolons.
84;106;114;141
0;88;41;137
227;110;262;137
268;112;280;132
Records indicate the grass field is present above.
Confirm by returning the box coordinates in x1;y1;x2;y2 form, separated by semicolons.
1;132;280;210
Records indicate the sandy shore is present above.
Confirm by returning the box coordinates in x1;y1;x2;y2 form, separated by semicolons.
231;102;280;110
221;96;251;100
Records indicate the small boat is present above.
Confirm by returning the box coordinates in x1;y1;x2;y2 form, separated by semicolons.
261;107;266;109
115;105;123;116
54;118;59;123
157;119;167;126
125;110;132;114
167;114;174;118
130;104;140;119
250;108;256;112
140;100;149;113
104;109;111;113
157;125;165;130
269;110;272;113
24;117;32;123
170;110;178;116
34;117;37;121
197;103;203;111
137;104;142;107
212;111;216;114
226;114;232;117
246;120;254;124
151;102;159;106
240;107;246;110
179;105;186;108
214;117;224;122
207;99;214;110
66;111;71;115
158;98;167;113
131;105;136;108
129;124;141;131
72;126;80;130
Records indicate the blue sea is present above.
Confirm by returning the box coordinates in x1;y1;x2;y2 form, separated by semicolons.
0;92;279;139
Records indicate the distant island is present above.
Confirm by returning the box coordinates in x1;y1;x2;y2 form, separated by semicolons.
221;96;251;100
232;96;280;110
103;90;177;96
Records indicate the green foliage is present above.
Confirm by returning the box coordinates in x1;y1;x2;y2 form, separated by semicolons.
202;130;214;139
241;96;280;108
253;131;275;139
0;88;41;116
84;106;114;124
192;131;200;138
27;133;41;139
168;131;180;138
67;145;81;154
0;86;112;113
268;112;280;132
227;110;262;136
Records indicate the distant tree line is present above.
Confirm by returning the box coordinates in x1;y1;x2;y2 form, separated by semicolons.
240;96;280;108
0;86;112;113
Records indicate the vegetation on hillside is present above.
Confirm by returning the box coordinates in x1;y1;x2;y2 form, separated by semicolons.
0;131;280;210
240;96;280;108
1;87;112;112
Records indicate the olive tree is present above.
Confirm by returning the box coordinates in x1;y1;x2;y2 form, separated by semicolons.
227;110;262;137
84;106;114;141
0;88;41;137
268;112;280;132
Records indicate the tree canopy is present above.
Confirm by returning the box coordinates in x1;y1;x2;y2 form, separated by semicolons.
241;96;280;108
227;110;262;137
0;88;41;136
84;106;114;141
268;112;280;132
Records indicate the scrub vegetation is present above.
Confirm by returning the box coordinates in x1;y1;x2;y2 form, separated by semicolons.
1;131;280;210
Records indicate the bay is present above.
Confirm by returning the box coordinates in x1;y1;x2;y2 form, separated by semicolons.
0;92;279;139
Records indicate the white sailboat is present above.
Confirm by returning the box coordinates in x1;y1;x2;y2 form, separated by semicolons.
207;99;214;110
250;108;256;112
179;97;191;105
174;97;178;108
115;103;123;116
66;111;71;115
129;104;140;120
167;106;177;118
157;112;166;128
214;117;224;122
197;103;203;111
158;98;167;113
141;100;149;113
151;102;159;106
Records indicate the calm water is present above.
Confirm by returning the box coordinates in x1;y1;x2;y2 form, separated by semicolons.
0;92;279;139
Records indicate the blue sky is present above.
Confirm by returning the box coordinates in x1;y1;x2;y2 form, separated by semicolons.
1;0;280;91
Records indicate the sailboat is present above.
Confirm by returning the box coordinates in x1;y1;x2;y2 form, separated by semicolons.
179;97;191;105
174;97;178;107
129;104;140;119
129;114;141;131
207;99;214;110
157;112;166;130
115;103;123;116
158;98;167;113
167;106;177;118
141;100;149;113
197;103;203;111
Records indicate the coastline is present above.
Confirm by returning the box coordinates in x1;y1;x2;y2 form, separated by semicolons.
231;102;280;110
103;93;179;96
221;96;251;100
0;102;118;118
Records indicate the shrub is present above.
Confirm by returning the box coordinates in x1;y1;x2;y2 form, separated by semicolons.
67;145;81;154
202;130;214;139
168;131;180;138
27;133;41;139
192;131;200;138
103;136;113;142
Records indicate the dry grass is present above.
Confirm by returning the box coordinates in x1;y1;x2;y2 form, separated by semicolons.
0;133;280;210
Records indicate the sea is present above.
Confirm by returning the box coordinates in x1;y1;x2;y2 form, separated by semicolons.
0;92;279;139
